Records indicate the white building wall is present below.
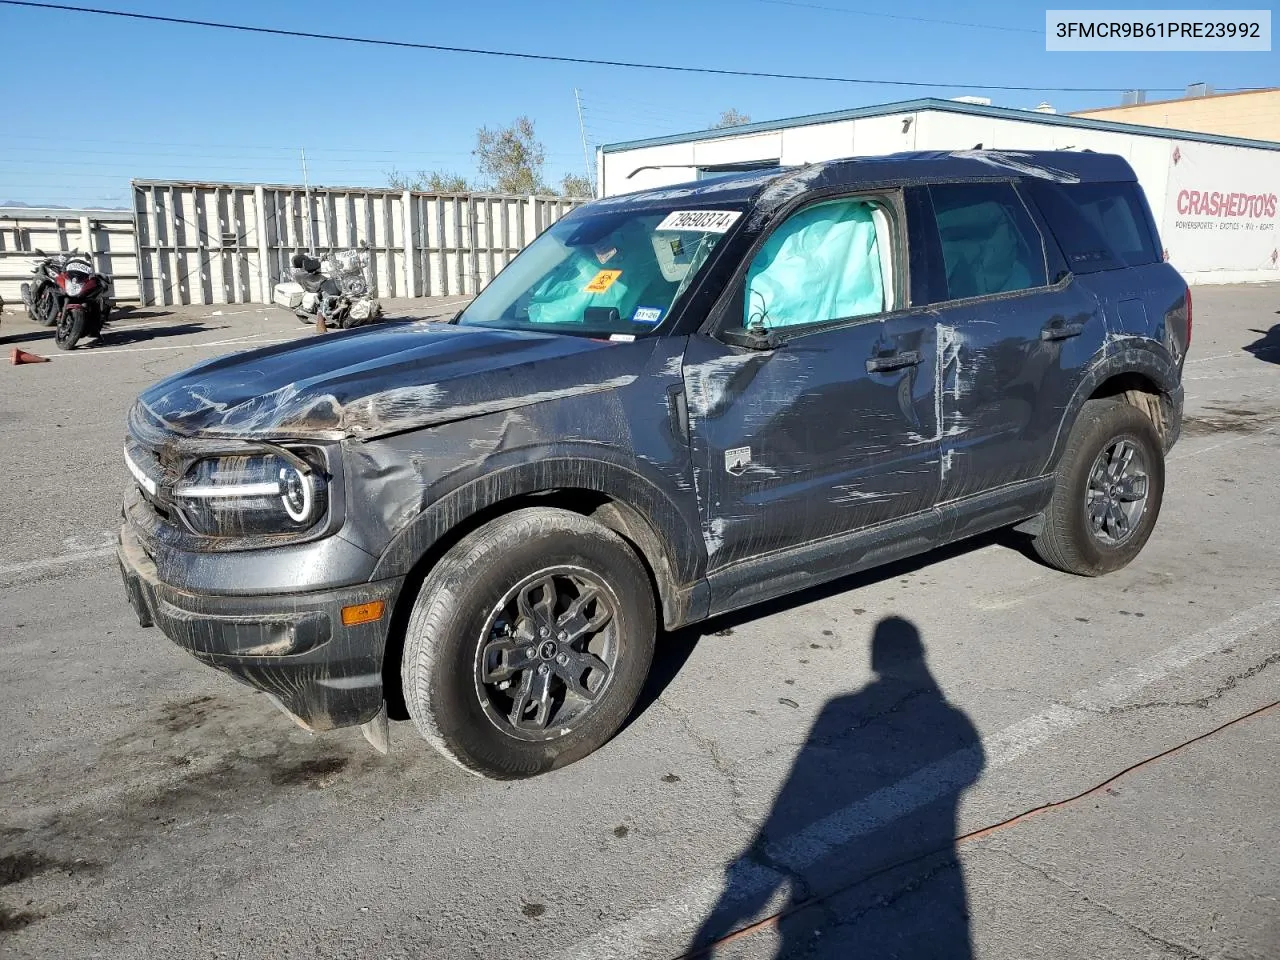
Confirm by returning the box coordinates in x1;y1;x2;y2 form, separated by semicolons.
601;108;1280;284
851;114;920;157
778;120;855;165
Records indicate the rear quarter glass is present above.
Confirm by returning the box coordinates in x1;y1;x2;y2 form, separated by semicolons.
1026;180;1160;271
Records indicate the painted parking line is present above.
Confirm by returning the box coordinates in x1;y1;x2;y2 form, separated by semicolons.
52;332;306;358
562;596;1280;960
0;543;117;581
1168;427;1277;462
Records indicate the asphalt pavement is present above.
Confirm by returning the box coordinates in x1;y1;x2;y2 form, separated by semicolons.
1;286;1277;960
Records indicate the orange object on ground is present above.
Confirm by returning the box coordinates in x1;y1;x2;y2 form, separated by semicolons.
11;348;50;365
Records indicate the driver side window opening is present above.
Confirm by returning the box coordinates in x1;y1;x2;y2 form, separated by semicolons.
744;196;895;331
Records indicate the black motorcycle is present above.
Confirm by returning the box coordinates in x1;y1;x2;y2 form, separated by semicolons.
20;249;113;350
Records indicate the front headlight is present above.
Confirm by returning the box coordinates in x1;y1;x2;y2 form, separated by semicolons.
172;451;329;537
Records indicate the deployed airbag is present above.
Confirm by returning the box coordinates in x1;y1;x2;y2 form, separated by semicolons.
744;199;884;329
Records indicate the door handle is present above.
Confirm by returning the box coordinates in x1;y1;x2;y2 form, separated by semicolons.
1041;320;1085;341
866;350;921;373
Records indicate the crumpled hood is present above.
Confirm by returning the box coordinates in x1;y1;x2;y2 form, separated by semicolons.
138;321;637;440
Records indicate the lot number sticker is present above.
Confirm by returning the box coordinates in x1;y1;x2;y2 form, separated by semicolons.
656;210;742;233
584;269;622;293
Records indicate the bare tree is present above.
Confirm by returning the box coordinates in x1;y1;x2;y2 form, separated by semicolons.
475;117;549;194
712;108;751;129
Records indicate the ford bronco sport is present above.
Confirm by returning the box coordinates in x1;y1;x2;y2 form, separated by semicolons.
118;150;1189;779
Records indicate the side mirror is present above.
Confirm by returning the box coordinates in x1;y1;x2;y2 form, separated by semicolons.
720;318;782;351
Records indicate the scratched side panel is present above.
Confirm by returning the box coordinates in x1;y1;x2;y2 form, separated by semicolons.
681;325;940;573
935;280;1103;504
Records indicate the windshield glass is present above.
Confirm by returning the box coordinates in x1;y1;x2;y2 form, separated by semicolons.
457;205;744;336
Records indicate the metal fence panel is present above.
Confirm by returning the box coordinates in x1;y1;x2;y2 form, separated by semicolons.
133;180;587;305
0;208;139;304
134;182;264;306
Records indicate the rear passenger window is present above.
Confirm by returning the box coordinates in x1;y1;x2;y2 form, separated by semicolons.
928;183;1048;300
744;197;894;329
1028;181;1160;269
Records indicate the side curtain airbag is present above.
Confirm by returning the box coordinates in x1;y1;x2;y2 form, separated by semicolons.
745;200;884;329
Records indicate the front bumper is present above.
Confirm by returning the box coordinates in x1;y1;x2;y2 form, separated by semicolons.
118;524;404;731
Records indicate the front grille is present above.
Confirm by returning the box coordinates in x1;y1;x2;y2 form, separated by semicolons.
125;403;187;526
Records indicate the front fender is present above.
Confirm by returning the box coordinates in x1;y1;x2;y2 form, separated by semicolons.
369;454;708;625
1045;336;1183;471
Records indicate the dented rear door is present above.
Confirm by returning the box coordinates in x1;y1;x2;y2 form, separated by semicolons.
908;182;1102;504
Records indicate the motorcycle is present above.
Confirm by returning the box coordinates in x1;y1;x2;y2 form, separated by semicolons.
272;245;383;329
20;249;113;350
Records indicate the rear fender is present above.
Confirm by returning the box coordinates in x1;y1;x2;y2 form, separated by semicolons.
1045;337;1182;470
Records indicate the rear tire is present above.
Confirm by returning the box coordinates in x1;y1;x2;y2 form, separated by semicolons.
54;306;87;350
401;507;656;779
1032;398;1165;576
35;288;59;326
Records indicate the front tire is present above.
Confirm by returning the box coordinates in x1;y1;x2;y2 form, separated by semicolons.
401;507;657;779
54;306;87;350
1032;398;1165;576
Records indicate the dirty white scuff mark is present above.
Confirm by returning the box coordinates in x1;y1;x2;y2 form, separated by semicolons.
948;150;1082;184
660;353;691;378
683;353;759;418
703;517;728;558
829;486;896;506
934;323;965;481
344;375;638;437
184;390;230;416
941;449;955;478
747;163;829;227
658;354;685;378
146;368;636;441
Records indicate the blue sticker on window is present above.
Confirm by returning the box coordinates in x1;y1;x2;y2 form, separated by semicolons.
633;307;663;324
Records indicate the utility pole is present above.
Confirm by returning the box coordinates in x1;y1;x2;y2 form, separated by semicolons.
301;147;316;254
574;88;595;198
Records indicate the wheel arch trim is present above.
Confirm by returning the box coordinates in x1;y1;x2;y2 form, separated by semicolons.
370;457;707;629
1045;339;1182;472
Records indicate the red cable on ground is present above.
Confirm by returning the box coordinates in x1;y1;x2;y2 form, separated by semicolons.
682;699;1279;958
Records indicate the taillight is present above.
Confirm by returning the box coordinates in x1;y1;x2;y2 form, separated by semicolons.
1185;285;1192;349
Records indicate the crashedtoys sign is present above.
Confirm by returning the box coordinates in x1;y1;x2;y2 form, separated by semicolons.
1162;143;1280;273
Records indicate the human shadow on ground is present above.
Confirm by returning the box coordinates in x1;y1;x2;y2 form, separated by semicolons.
1244;324;1280;364
685;617;984;959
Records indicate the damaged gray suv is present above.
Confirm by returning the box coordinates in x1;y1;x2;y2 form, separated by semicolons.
119;151;1189;779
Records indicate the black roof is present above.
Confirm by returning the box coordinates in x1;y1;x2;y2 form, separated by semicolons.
592;150;1136;214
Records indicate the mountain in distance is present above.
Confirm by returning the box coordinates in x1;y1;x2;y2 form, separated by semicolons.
2;200;70;208
1;199;129;210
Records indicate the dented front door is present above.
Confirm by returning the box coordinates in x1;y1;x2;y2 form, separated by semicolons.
681;321;940;572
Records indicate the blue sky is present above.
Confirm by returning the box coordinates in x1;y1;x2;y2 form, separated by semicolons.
1;0;1275;206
